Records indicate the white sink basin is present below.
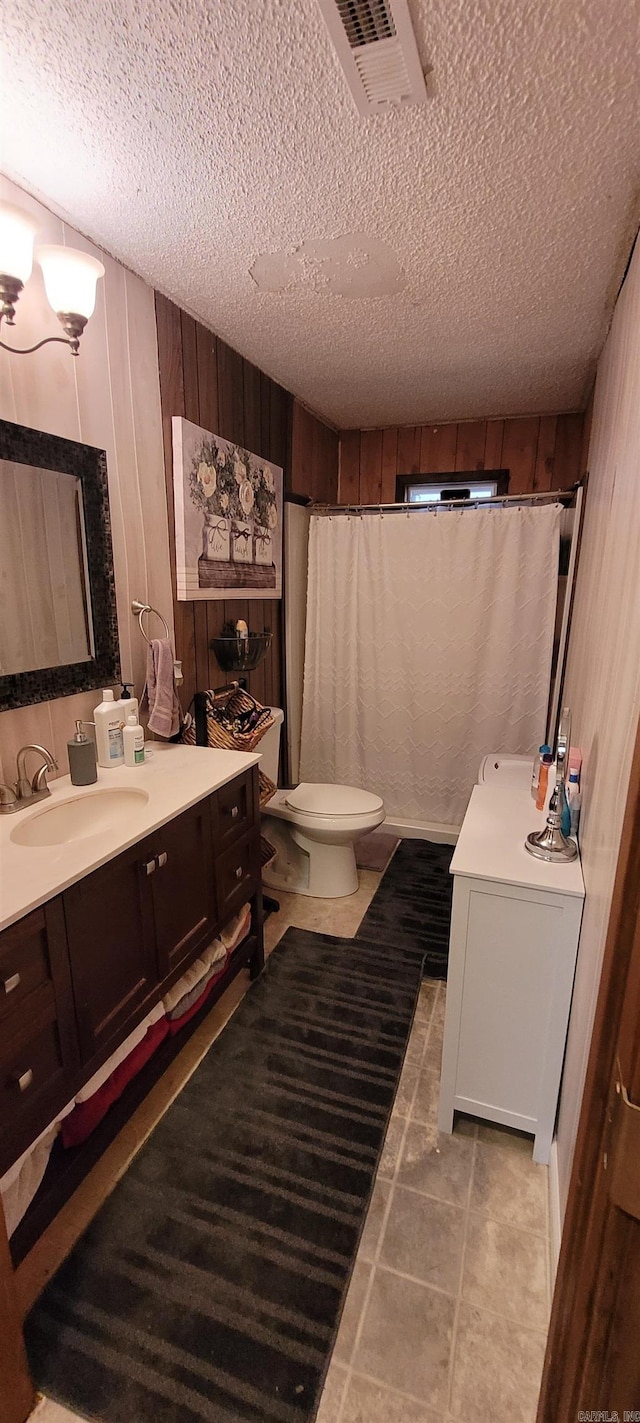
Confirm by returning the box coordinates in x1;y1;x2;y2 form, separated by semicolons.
10;788;150;848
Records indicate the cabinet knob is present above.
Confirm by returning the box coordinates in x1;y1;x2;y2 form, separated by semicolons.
230;805;239;819
157;851;168;869
2;972;21;994
14;1068;33;1093
142;858;156;876
235;865;243;880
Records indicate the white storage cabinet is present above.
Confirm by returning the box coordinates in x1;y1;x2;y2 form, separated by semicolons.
438;781;584;1163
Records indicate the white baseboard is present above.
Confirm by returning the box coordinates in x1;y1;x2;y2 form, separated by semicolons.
548;1138;562;1282
383;815;460;845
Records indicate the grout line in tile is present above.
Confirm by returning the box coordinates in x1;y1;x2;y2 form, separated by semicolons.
453;1288;550;1339
372;1259;460;1303
335;979;441;1413
348;1361;448;1414
445;1124;477;1415
464;1204;550;1243
387;1164;548;1240
327;1363;350;1423
334;1368;349;1423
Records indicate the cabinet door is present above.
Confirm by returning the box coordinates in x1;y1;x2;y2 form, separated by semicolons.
63;840;157;1063
150;798;216;980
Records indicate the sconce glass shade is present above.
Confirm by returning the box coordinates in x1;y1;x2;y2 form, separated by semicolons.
36;245;105;319
0;204;38;284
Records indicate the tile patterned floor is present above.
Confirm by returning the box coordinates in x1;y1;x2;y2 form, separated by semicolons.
26;870;551;1422
317;980;551;1423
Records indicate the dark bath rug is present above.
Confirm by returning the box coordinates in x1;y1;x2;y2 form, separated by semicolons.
356;837;455;979
25;928;424;1423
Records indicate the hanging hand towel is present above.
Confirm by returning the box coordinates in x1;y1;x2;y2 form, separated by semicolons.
145;637;182;738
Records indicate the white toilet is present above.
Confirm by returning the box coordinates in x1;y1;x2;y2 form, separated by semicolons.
258;710;385;898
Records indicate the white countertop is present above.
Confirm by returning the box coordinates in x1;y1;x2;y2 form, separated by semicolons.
0;743;261;932
450;781;585;898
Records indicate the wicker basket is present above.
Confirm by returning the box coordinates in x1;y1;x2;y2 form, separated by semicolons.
182;687;276;807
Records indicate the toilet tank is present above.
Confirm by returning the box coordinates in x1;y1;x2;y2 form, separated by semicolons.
258;708;284;784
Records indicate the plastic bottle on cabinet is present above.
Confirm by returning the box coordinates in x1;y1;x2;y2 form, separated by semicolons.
531;744;550;800
120;682;139;724
567;770;581;837
535;751;553;812
123;713;145;767
94;689;125;768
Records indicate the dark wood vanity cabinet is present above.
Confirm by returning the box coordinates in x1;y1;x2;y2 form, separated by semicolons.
0;902;79;1173
0;768;263;1186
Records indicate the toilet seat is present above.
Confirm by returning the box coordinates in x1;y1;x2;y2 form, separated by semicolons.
284;783;384;818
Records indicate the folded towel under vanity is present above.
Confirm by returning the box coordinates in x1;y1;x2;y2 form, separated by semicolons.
74;1002;167;1104
162;904;252;1032
61;1015;169;1149
11;908;255;1176
162;937;228;1015
0;1100;75;1237
145;637;182;738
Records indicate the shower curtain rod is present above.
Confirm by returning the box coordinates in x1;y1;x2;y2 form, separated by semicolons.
313;486;579;515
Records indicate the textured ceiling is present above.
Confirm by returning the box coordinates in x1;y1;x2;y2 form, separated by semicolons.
2;0;639;428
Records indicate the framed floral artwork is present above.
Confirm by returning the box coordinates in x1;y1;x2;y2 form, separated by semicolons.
172;417;283;599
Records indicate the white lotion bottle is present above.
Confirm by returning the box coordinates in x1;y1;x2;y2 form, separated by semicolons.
123;713;145;767
94;689;125;768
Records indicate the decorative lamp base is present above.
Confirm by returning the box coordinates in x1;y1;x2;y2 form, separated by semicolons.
525;825;578;862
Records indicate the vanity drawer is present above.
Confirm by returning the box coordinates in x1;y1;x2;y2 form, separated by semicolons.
215;832;259;923
0;985;68;1134
212;771;256;852
0;906;54;1024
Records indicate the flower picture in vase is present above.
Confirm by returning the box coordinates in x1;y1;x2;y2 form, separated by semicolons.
172;417;282;600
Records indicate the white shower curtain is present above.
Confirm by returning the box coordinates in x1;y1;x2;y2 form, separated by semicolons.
299;504;561;826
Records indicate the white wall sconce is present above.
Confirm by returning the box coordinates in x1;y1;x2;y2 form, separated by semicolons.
0;202;105;357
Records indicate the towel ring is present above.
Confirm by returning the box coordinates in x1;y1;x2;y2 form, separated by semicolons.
131;599;183;686
131;600;170;645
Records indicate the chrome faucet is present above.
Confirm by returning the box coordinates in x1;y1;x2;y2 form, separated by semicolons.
0;745;58;815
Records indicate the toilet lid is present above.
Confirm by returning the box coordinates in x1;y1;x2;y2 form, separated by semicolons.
285;783;384;817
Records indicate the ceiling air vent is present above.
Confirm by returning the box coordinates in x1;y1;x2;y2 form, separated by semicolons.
318;0;428;114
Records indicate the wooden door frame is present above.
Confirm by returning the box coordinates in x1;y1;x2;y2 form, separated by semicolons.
538;706;640;1419
0;1199;34;1423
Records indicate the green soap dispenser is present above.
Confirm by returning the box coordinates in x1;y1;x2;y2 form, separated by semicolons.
68;720;98;785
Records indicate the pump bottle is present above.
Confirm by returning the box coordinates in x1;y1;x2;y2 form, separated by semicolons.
94;690;125;768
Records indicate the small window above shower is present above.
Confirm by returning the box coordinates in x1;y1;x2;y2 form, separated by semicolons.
399;471;508;505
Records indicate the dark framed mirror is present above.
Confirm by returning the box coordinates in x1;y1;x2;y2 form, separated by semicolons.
0;419;120;711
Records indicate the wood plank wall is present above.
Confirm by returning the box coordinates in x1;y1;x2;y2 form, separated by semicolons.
154;294;338;716
338;413;585;503
291;401;339;503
